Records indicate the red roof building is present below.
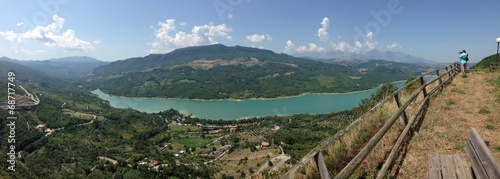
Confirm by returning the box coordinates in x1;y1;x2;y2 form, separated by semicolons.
261;142;270;148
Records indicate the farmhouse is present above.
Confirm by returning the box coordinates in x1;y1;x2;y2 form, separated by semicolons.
261;142;270;148
36;124;47;132
149;160;160;166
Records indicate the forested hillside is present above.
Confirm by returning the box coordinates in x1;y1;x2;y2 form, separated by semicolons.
89;44;417;99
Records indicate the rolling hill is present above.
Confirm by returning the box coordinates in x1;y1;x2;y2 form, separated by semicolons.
0;56;108;79
88;44;421;99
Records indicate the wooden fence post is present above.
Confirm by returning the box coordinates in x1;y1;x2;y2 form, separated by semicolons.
436;70;443;91
394;93;408;125
420;76;427;97
315;152;331;179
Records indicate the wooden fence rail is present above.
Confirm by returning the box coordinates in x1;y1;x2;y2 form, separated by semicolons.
282;64;460;179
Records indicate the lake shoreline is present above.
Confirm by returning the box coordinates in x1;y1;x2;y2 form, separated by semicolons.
91;81;405;102
91;78;435;120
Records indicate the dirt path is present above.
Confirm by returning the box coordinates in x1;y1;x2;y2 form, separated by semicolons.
398;70;500;178
251;146;290;177
98;156;118;164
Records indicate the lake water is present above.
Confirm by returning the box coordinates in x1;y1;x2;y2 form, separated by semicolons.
92;80;414;120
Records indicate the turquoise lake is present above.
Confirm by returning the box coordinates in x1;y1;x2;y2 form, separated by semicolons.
92;80;421;120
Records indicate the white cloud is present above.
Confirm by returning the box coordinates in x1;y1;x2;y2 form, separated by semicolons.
284;40;325;54
149;19;232;53
365;31;378;51
16;22;24;27
228;13;233;19
0;15;94;51
318;17;330;43
93;39;102;44
317;17;336;49
246;34;272;43
284;17;382;55
353;41;363;53
387;42;399;49
336;41;352;52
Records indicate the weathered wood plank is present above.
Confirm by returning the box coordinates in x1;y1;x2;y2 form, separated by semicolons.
314;152;331;179
428;154;471;179
441;155;454;179
453;154;472;179
428;154;442;179
465;128;500;179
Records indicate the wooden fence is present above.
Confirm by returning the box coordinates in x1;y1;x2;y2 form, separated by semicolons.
282;64;460;179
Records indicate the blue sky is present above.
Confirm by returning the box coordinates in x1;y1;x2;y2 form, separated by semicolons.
0;0;499;63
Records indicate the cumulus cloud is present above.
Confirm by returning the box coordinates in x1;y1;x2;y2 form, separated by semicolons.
246;34;272;43
336;41;352;52
284;17;381;55
317;17;336;49
0;15;94;51
149;19;232;53
387;41;399;49
364;32;378;51
284;40;325;54
318;17;330;43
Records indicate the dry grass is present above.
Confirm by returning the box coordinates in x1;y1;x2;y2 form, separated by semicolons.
284;69;500;178
399;70;500;178
214;148;279;178
294;96;402;178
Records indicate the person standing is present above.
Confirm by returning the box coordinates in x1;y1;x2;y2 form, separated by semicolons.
459;50;468;75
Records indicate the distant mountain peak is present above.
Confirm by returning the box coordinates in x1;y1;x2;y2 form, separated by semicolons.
47;56;103;63
165;44;276;56
0;56;108;79
292;50;437;64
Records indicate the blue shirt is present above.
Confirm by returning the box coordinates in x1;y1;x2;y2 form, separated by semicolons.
459;53;468;64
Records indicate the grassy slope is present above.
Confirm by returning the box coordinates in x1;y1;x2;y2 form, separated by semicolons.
399;70;500;178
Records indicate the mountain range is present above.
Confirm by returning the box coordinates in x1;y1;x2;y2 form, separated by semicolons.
302;49;436;64
0;56;108;79
1;44;437;99
87;44;428;99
